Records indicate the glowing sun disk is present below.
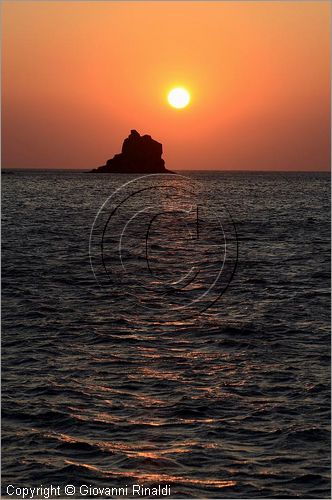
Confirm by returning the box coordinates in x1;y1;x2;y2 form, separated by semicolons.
168;87;190;109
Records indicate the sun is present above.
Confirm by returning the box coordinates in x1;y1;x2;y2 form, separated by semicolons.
168;87;190;109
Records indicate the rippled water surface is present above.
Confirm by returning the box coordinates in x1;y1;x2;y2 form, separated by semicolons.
2;171;330;498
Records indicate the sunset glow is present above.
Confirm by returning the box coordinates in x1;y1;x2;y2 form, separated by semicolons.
2;1;330;171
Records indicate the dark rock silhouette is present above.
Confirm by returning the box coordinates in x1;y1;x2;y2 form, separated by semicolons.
91;130;175;173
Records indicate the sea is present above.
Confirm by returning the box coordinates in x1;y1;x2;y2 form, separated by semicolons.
2;170;330;498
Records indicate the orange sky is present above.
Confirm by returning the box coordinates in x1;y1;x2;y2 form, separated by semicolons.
2;1;330;171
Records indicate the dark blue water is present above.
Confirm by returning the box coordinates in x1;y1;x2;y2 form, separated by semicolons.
2;171;330;498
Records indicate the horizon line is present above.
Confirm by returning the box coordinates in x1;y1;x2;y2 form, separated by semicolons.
2;167;330;173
